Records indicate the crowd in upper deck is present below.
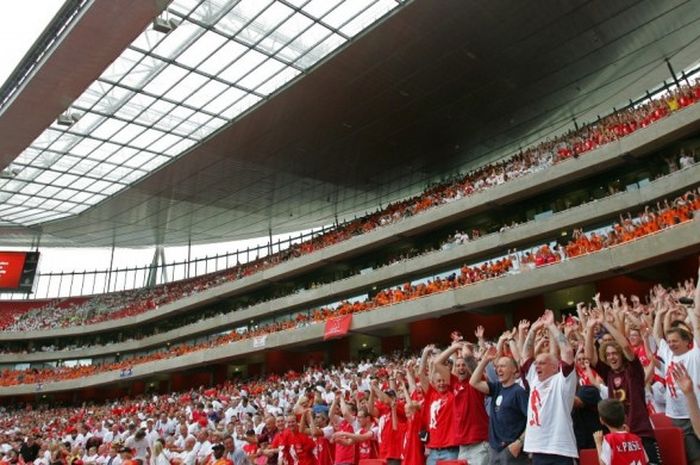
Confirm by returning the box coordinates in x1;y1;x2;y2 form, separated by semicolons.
1;80;699;334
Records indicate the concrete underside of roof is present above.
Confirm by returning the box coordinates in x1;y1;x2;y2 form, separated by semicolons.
1;0;700;247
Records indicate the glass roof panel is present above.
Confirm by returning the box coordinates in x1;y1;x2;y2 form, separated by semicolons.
237;58;286;90
198;40;249;75
255;66;301;94
184;79;229;108
322;0;374;29
304;0;344;19
219;49;268;85
235;2;294;47
143;64;189;95
176;30;228;68
214;0;272;36
0;0;405;226
340;0;399;36
163;72;209;102
295;32;346;68
276;22;333;63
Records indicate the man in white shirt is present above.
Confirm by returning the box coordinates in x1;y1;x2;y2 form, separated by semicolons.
521;310;578;465
657;268;700;465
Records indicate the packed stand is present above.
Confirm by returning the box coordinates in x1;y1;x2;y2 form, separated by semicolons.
0;188;697;386
2;259;700;465
2;80;700;333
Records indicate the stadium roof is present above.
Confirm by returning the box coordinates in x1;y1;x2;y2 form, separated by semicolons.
1;0;700;247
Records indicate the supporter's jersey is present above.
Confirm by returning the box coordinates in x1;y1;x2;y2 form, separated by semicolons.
600;431;649;465
450;375;488;444
522;360;578;458
333;420;355;465
356;426;378;460
424;385;458;449
375;402;406;460
658;340;700;419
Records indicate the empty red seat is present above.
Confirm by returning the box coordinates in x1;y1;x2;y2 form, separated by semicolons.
436;460;468;465
654;426;687;465
358;460;386;465
579;448;598;465
650;412;674;429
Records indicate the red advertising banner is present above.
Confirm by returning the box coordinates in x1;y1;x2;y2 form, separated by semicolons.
324;314;353;340
0;252;27;289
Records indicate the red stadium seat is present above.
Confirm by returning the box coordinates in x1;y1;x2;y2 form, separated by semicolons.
650;412;674;429
436;461;468;465
654;426;687;465
579;449;598;465
358;460;386;465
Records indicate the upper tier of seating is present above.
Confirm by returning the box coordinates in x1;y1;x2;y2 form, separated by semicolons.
1;80;698;335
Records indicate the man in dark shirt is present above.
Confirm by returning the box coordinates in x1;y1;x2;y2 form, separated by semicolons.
585;313;660;465
20;435;41;463
470;347;529;465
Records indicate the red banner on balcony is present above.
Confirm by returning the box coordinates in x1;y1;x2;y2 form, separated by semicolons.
324;315;352;340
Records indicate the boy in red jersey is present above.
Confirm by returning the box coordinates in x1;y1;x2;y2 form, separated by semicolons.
594;399;648;465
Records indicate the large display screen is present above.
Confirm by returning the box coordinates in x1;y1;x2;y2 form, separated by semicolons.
0;251;40;293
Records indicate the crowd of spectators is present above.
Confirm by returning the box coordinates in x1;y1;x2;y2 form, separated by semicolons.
0;187;696;387
1;80;699;333
0;259;699;465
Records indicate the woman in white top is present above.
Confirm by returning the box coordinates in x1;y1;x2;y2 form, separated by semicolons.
150;441;170;465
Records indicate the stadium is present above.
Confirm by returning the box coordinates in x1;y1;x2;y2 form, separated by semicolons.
1;1;700;465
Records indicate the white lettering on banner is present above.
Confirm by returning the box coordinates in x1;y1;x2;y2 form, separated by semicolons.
253;335;267;348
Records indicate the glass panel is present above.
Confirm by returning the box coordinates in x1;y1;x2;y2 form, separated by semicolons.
198;40;249;75
94;86;134;113
236;2;294;46
219;49;267;84
215;0;272;36
295;32;345;68
255;65;301;94
114;93;157;121
70;112;105;135
111;123;146;145
303;0;343;19
190;0;238;23
130;128;168;149
238;58;285;90
203;86;246;114
153;22;203;59
30;129;62;149
70;138;103;156
185;79;229;108
340;0;398;36
90;118;127;139
100;48;143;82
322;0;374;29
276;23;332;64
176;30;227;68
258;13;313;56
143;64;189;95
149;133;183;153
164;72;209;102
120;55;166;89
220;94;261;119
141;155;170;171
52;155;82;172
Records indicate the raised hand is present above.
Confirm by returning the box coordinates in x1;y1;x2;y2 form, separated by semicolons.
671;363;697;395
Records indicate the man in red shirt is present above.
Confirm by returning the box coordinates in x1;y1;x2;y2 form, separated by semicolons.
434;341;489;465
419;345;459;465
329;393;356;465
332;408;378;461
269;414;317;465
369;382;406;465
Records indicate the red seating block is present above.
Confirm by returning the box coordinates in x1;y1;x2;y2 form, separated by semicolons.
654;426;687;465
579;448;599;465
